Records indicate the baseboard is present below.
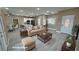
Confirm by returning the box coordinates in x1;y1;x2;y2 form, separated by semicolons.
56;31;62;33
56;31;70;35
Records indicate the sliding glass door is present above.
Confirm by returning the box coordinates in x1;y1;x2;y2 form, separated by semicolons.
61;15;75;34
47;16;56;30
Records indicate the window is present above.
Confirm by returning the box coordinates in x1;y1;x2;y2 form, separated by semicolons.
37;16;41;26
48;17;56;24
24;18;33;24
24;18;28;23
38;18;41;26
43;16;46;25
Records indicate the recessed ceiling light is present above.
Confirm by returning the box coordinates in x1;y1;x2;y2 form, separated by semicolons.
37;8;40;11
20;10;24;12
46;11;50;13
5;7;9;10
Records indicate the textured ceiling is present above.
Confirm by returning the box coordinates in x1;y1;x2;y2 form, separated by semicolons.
3;7;74;16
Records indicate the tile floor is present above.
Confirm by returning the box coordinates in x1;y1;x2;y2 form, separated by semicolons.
7;30;68;51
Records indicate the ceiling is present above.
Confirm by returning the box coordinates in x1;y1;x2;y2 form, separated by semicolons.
2;7;74;17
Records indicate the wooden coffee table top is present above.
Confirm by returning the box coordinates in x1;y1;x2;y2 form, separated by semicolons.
38;32;52;39
37;32;52;43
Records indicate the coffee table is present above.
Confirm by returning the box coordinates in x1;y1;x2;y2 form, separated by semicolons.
37;32;52;43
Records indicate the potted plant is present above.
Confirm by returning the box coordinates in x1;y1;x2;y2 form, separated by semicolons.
66;35;73;47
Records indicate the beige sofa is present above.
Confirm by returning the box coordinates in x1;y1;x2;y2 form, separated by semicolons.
27;26;48;36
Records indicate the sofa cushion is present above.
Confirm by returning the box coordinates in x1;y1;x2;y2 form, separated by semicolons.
34;26;38;30
31;28;45;33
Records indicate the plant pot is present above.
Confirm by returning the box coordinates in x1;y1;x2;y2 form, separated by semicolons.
66;42;71;47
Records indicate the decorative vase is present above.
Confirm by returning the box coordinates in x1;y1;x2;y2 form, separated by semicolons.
66;42;71;47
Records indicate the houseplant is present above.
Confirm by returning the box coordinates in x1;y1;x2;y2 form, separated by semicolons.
66;35;73;47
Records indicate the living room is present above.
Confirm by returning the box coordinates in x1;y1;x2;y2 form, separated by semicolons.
0;7;79;51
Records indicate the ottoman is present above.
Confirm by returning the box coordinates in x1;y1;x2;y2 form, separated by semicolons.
22;37;35;51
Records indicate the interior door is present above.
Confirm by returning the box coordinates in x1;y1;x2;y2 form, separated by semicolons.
0;16;7;51
61;15;75;34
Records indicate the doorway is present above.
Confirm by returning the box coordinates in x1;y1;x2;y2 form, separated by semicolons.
13;18;19;29
61;15;75;34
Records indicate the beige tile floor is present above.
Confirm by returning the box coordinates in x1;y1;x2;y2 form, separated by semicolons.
7;30;68;51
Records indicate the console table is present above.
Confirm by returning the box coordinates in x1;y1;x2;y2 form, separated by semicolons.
61;37;76;51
